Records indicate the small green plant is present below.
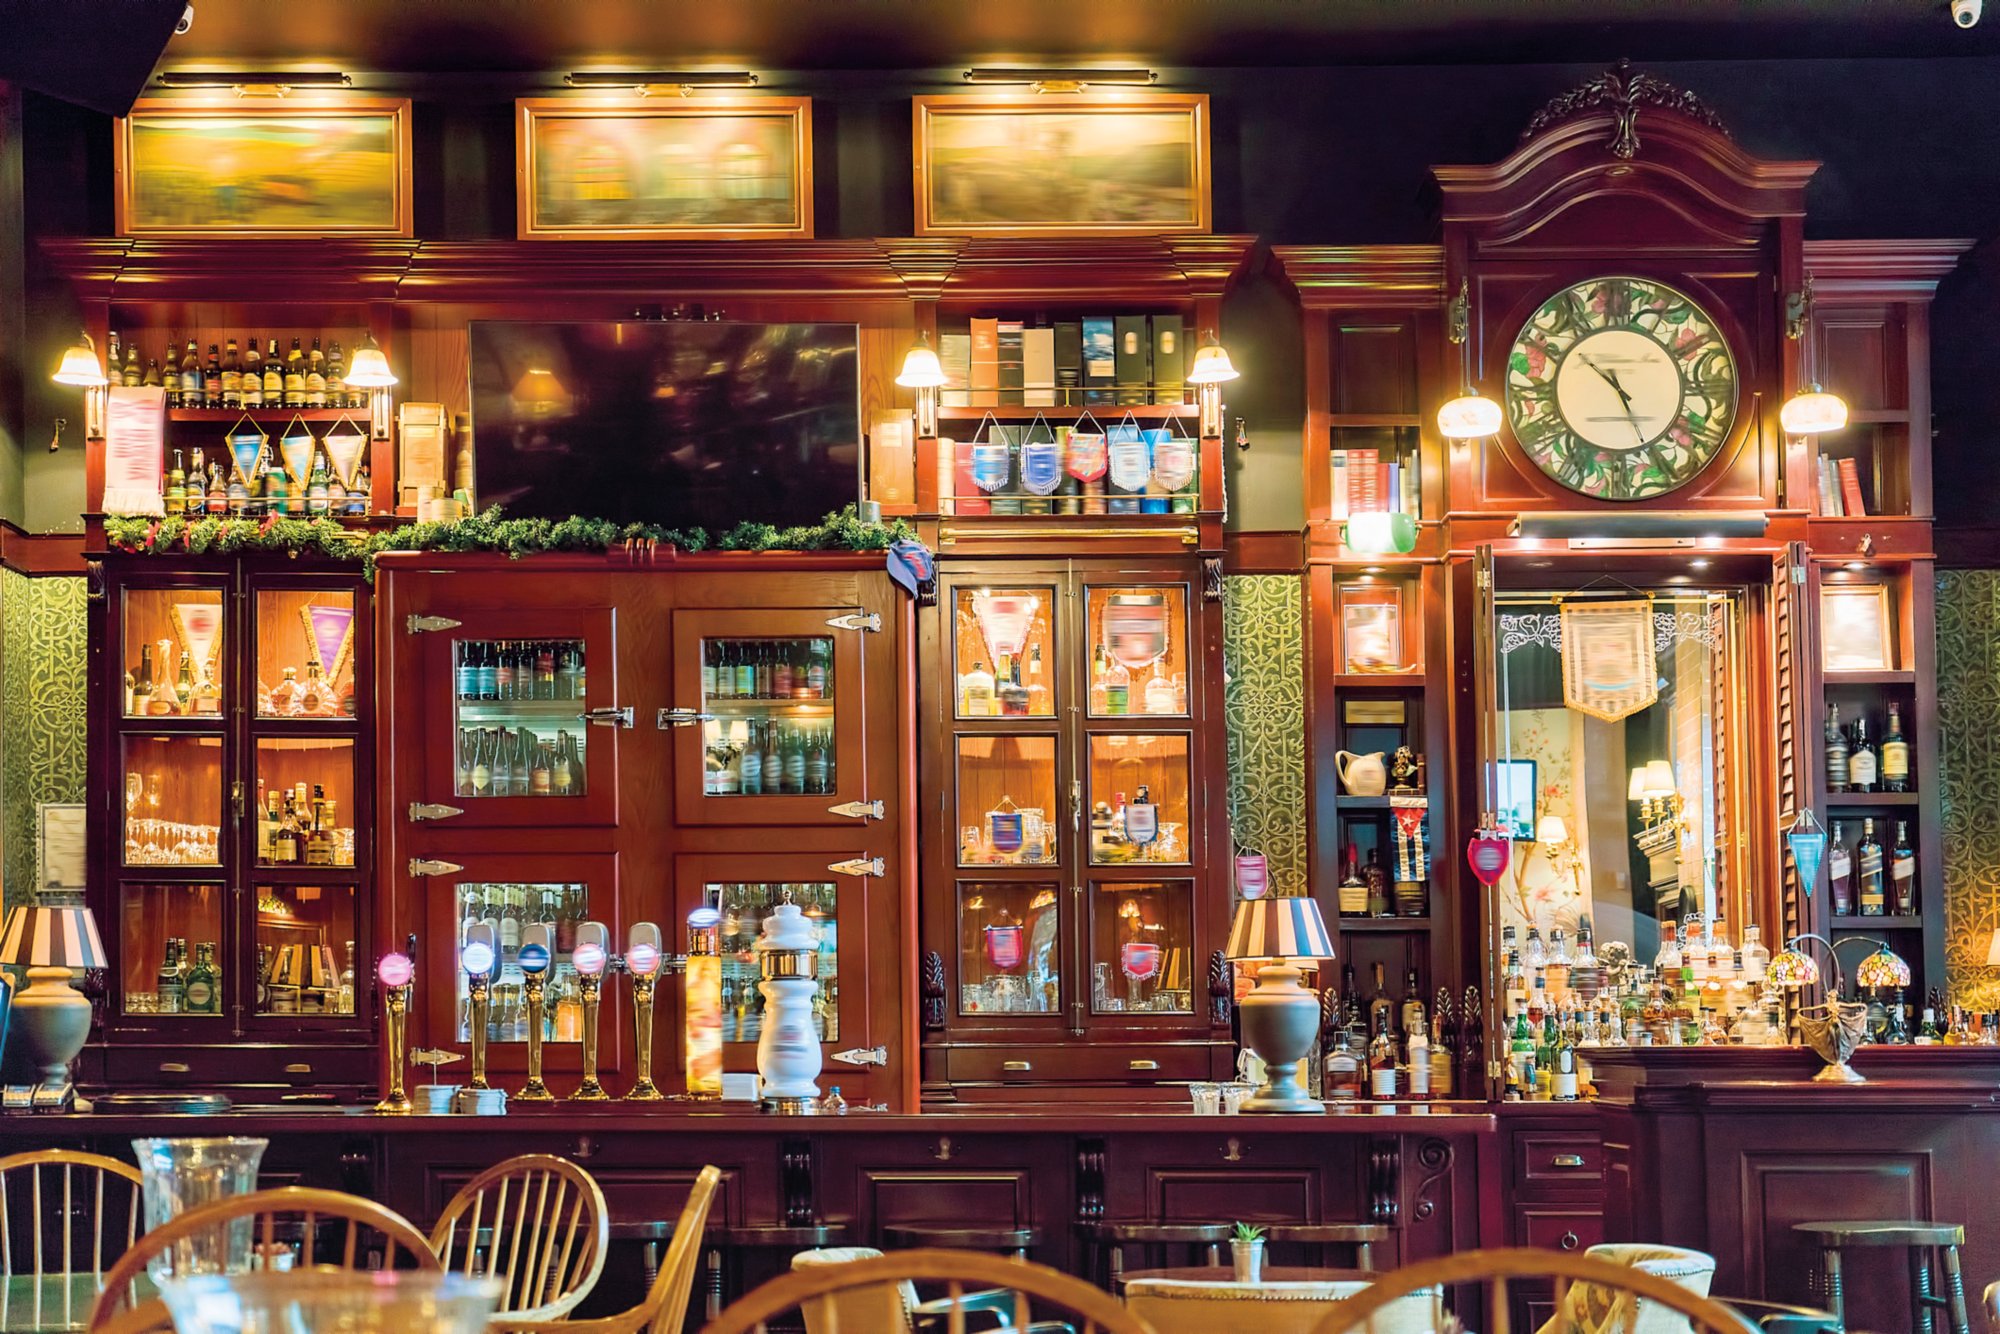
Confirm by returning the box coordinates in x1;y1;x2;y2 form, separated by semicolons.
1230;1222;1267;1243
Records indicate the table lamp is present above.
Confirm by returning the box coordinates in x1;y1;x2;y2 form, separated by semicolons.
0;905;106;1108
1225;896;1336;1113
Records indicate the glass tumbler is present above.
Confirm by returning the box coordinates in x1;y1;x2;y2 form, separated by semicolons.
133;1137;270;1280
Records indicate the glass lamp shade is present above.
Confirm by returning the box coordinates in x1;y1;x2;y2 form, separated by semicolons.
1225;895;1334;962
1343;509;1417;555
1628;767;1649;801
1987;928;2000;968
1853;945;1912;990
344;340;398;388
1437;393;1503;439
895;338;948;389
52;338;108;388
1534;814;1570;846
1640;760;1676;798
1767;947;1820;988
1780;386;1848;435
1186;337;1240;385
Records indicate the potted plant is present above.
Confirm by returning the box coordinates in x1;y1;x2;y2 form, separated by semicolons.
1230;1222;1267;1283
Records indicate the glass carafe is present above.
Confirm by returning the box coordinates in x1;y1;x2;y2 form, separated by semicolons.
133;1137;269;1279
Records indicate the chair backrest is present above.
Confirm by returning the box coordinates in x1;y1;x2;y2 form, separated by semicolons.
791;1247;916;1334
0;1150;145;1328
1984;1279;2000;1334
1308;1248;1759;1334
429;1153;610;1321
703;1247;1152;1334
87;1186;440;1334
630;1165;722;1334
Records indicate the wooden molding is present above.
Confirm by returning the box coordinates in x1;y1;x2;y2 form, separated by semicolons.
0;522;86;576
1222;529;1305;573
1802;238;1977;300
1268;245;1445;308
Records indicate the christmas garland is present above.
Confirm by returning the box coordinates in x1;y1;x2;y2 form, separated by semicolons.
102;505;915;579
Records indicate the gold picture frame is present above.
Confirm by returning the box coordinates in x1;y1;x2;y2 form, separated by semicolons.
116;98;412;237
1338;584;1409;674
1821;584;1895;672
913;93;1211;237
517;97;814;239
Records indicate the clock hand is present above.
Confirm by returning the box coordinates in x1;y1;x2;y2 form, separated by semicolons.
1580;354;1635;409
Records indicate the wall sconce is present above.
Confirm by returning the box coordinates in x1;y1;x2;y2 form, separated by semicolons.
1438;279;1502;441
1186;330;1238;439
962;67;1157;93
51;331;108;440
343;334;397;442
156;70;353;96
1781;273;1849;437
1343;509;1417;555
896;332;947;438
565;70;759;97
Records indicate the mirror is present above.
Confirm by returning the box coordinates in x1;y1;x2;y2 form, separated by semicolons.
1490;588;1753;967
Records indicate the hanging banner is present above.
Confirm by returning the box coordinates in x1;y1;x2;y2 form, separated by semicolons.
103;387;167;517
170;602;223;680
1788;809;1828;900
983;922;1024;971
1150;433;1197;492
1066;430;1108;482
1466;825;1512;886
1020;437;1063;495
1121;939;1162;982
987;806;1024;855
970;442;1012;493
1235;852;1269;901
301;603;357;684
972;591;1039;660
323;422;368;490
229;429;265;489
278;427;316;493
1560;599;1659;723
1107;427;1152;493
1103;593;1169;669
1125;797;1158;847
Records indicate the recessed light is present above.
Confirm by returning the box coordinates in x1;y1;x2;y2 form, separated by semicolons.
1690;559;1711;570
1363;566;1384;574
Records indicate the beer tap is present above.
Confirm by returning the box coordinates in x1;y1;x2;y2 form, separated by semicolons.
567;922;611;1101
516;924;554;1101
372;934;417;1115
621;922;666;1101
462;920;498;1091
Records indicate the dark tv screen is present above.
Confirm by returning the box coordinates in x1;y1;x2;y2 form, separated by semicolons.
468;321;860;531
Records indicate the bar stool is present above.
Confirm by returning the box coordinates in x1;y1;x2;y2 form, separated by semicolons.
1074;1222;1233;1288
705;1223;850;1321
880;1224;1042;1260
1265;1222;1386;1272
1793;1219;1971;1334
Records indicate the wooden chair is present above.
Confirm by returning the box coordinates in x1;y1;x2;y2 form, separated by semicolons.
1982;1278;1999;1334
702;1248;1152;1334
497;1165;720;1334
1307;1247;1760;1334
86;1186;440;1334
0;1149;145;1330
429;1154;610;1323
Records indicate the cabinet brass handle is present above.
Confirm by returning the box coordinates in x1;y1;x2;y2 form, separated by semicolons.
1002;1060;1032;1073
1129;1059;1160;1071
1552;1153;1587;1168
284;1063;312;1075
1560;1231;1580;1251
159;1062;190;1074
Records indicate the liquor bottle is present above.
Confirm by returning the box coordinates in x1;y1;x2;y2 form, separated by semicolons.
327;341;347;409
221;338;242;408
1545;928;1572;1000
1916;1007;1944;1045
761;717;782;794
1364;848;1391;917
1368;1011;1398;1099
739;722;764;796
1883;701;1911;792
107;330;122;376
535;642;556;700
1324;1026;1362;1101
771;642;794;699
1890;820;1917;915
1088;645;1110;713
306;445;330;515
283;337;306;407
308;794;336;867
203;344;223;408
1551;1023;1579;1101
263;339;284;406
1027;643;1048;714
131;642;154;715
1849;715;1878;793
1509;1001;1536;1097
184;943;219;1014
179;339;201;407
142;356;163;391
239;337;263;408
805;729;829;795
782;726;806;795
1338;843;1367;916
480;642;502;701
807;640;828;697
1742;924;1771;984
961;660;996;716
165;449;187;515
121;336;141;386
1367;961;1394;1038
1103;655;1131;715
1655;919;1681;975
1857;818;1886;916
187;448;211;516
151;639;180;716
306;337;327;407
1400;958;1425;1039
551;732;576;796
273;796;301;864
1828;821;1855;916
337;941;356;1015
997;653;1029;717
734;640;756;699
471;731;495;796
1825;704;1850;792
175;646;195;716
156;940;183;1014
1406;1015;1431;1099
1430;988;1456;1096
207;457;228;516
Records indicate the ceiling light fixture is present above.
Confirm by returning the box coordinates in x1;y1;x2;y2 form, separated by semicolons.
962;67;1157;93
1438;279;1503;440
565;70;759;97
156;70;352;96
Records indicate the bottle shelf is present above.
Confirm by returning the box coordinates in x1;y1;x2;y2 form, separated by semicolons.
704;698;836;718
165;409;367;424
456;699;595;724
1825;791;1920;806
1330;672;1427;688
937;403;1196;422
1831;915;1925;929
251;864;362;883
1333;795;1426;810
1823;669;1917;685
1335;916;1432;931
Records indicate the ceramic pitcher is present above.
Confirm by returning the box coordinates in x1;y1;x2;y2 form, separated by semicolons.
1336;750;1388;796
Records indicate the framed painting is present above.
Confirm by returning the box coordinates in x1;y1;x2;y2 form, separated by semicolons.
1338;583;1408;674
1495;759;1539;842
517;97;814;239
913;93;1210;237
1821;584;1895;672
116;98;411;236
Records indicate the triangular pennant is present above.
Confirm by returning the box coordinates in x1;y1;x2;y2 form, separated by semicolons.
323;418;368;490
302;603;356;684
170;602;224;681
1150;433;1196;492
1066;431;1108;482
278;423;316;491
1107;424;1152;492
1788;810;1828;900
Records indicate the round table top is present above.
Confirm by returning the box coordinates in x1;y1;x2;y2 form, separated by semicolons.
1118;1265;1371;1292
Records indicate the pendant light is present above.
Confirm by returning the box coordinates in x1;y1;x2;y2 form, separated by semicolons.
1438;279;1502;440
1781;273;1848;436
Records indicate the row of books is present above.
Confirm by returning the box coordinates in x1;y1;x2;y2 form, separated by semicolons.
939;315;1188;408
1815;455;1869;517
1328;449;1420;520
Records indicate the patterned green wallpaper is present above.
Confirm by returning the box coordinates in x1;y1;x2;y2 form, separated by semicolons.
1223;574;1308;897
1937;570;2000;1011
2;572;89;908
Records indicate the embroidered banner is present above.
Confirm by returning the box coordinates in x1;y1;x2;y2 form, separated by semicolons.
302;603;357;683
104;387;167;517
1560;599;1659;723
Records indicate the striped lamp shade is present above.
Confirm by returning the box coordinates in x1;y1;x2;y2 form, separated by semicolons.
1225;896;1335;961
0;906;107;969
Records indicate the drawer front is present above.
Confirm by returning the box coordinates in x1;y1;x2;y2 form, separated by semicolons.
103;1045;375;1092
946;1044;1217;1084
1516;1132;1605;1186
1520;1206;1606;1254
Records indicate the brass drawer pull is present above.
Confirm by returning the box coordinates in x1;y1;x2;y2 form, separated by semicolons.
284;1063;312;1075
1552;1153;1587;1168
1001;1060;1032;1073
1129;1059;1160;1072
159;1062;190;1074
1560;1231;1580;1251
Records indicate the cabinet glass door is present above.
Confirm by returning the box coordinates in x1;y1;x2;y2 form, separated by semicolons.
1085;733;1193;866
957;881;1063;1018
951;585;1059;718
121;735;224;869
414;608;621;828
255;588;358;720
118;882;226;1021
120;585;226;720
1083;582;1191;718
1088;879;1195;1016
669;609;868;826
251;882;361;1025
417;852;622;1079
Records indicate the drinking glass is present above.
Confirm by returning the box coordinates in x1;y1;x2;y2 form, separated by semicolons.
158;1270;501;1334
1221;1082;1256;1114
133;1137;270;1280
1187;1082;1221;1115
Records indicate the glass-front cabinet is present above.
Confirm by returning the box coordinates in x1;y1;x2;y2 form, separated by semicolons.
92;560;373;1089
926;558;1227;1089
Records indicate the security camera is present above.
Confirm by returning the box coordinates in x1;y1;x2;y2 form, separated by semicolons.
174;3;194;34
1952;0;1981;29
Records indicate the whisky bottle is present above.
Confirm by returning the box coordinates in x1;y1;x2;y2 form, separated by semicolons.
1850;715;1877;793
121;336;141;386
1825;704;1850;792
263;339;284;406
283;337;306;407
165;449;187;515
221;338;242;407
179;339;201;408
1400;959;1426;1038
306;337;327;407
156;940;183;1014
1368;1011;1398;1099
1364;848;1391;917
1890;820;1917;915
1882;702;1911;792
1367;961;1394;1038
1857;818;1886;915
274;796;302;864
1338;843;1367;916
326;341;347;408
1828;821;1855;915
242;338;265;408
1324;1026;1361;1101
184;943;218;1014
1406;1016;1431;1099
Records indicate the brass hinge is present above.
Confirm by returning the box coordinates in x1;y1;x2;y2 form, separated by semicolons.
408;802;464;822
657;707;717;728
827;799;884;821
831;1046;888;1067
409;857;465;877
827;856;885;878
824;611;881;633
406;614;463;634
578;705;633;728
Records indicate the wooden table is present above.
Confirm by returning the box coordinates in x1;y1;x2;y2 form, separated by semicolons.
0;1275;106;1333
1116;1265;1371;1293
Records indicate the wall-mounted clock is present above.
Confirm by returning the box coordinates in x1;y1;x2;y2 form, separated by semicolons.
1504;276;1739;501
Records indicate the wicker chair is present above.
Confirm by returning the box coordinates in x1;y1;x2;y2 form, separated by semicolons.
0;1149;145;1329
429;1154;610;1324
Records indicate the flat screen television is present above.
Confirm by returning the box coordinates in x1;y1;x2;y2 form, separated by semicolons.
467;320;860;531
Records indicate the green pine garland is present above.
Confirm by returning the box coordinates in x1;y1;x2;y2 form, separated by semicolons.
102;505;915;579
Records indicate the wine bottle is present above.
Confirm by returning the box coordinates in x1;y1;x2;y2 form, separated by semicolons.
243;338;265;408
1890;820;1917;915
1850;715;1877;793
1882;701;1911;792
1825;703;1850;793
1857;818;1886;915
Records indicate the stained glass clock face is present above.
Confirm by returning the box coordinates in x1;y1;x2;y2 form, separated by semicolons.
1505;277;1739;501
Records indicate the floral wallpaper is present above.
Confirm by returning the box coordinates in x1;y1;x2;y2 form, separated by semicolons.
1496;705;1594;935
1937;570;2000;1010
1223;575;1307;897
1;573;89;908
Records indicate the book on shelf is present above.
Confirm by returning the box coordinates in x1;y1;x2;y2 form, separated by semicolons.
1330;448;1414;522
938;333;971;408
1082;317;1115;404
1837;457;1867;517
969;318;1000;408
1113;315;1151;406
1023;326;1057;407
1054;321;1083;400
1151;314;1185;405
997;320;1025;406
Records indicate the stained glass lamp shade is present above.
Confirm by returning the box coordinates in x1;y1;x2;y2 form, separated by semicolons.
1767;947;1820;988
1853;945;1912;990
